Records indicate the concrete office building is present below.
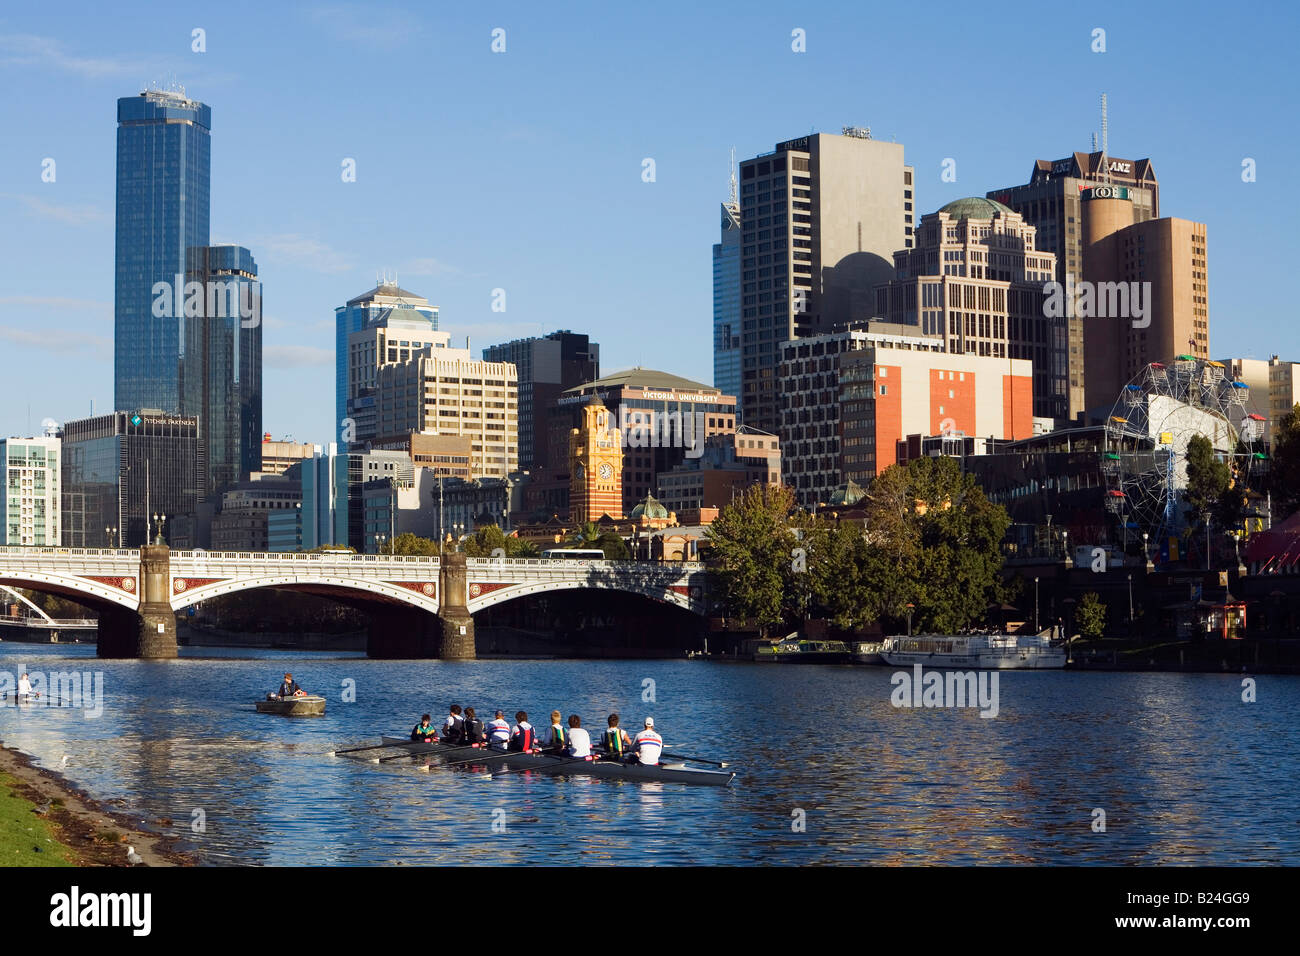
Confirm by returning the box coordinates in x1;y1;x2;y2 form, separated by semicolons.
780;326;1033;506
655;426;781;515
1080;189;1208;410
345;312;455;443
482;330;599;471
209;477;300;552
0;436;61;547
259;437;316;477
875;197;1064;420
989;150;1160;418
737;129;914;434
1220;356;1300;444
335;281;439;442
368;340;518;479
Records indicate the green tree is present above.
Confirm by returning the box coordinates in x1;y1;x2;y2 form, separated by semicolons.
463;525;541;558
594;532;629;560
1074;591;1107;641
862;457;1010;633
705;484;800;636
1185;434;1229;523
387;533;439;556
1269;403;1300;519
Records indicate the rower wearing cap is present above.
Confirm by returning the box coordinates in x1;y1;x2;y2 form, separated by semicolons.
410;714;437;743
632;717;664;766
542;710;566;754
508;711;537;752
601;713;632;761
565;715;592;759
486;710;511;751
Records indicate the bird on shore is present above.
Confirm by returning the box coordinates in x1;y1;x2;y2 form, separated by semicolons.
126;846;143;865
32;800;51;816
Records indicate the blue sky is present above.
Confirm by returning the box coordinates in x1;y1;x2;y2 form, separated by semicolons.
0;0;1295;443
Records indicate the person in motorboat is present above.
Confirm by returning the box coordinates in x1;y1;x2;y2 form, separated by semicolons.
277;673;306;698
410;714;437;742
631;718;664;766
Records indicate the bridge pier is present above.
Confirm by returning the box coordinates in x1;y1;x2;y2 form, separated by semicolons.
438;553;476;660
98;544;177;659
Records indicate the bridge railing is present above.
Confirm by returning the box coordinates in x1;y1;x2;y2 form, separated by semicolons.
0;546;136;558
0;616;97;628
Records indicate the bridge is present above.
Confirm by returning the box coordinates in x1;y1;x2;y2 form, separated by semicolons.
0;545;708;659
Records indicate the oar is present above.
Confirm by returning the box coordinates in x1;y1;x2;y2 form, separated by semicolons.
331;741;406;756
377;741;455;763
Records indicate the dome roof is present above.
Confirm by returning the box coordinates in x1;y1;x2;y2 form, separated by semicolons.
630;494;669;520
937;196;1015;221
828;480;865;507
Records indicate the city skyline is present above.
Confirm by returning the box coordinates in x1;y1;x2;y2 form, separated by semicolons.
0;2;1296;446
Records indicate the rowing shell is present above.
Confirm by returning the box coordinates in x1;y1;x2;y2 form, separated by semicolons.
375;736;736;787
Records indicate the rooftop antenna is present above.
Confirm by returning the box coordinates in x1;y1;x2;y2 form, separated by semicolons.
1100;92;1109;182
1091;131;1098;152
728;147;737;205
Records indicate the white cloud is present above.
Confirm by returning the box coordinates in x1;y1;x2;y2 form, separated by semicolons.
248;234;352;274
0;33;157;79
2;193;108;226
265;344;333;368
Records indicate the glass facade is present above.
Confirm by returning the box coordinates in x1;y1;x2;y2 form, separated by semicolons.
181;245;262;499
60;412;201;548
115;89;212;414
712;202;742;414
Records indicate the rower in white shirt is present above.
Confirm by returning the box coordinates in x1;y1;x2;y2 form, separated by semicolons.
486;710;511;751
17;672;34;701
565;714;592;758
632;717;664;766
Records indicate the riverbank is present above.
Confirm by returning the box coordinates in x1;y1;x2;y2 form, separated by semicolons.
0;742;194;867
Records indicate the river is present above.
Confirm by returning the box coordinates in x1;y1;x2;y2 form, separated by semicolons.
0;643;1295;865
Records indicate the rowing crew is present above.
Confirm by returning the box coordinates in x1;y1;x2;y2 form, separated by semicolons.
410;707;664;766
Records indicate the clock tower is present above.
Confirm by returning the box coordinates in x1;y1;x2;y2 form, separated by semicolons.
569;393;623;523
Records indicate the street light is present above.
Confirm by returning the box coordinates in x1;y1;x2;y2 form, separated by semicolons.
151;513;166;545
105;526;119;549
906;603;915;637
1127;572;1134;624
376;533;387;555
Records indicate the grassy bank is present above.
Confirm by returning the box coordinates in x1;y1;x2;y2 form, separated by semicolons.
0;770;74;866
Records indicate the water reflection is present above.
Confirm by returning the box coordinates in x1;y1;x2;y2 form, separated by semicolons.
0;645;1295;864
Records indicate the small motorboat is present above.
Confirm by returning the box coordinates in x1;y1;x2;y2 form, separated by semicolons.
256;695;327;716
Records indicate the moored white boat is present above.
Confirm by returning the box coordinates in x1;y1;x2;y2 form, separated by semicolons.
879;634;1066;670
852;641;886;665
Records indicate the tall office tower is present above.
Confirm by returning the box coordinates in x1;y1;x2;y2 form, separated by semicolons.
1080;188;1208;410
875;197;1064;420
335;281;439;441
988;150;1159;419
299;443;349;550
115;88;211;413
0;436;61;546
369;343;519;479
737;129;913;434
482;330;600;471
713;164;743;409
60;411;201;548
345;315;454;442
181;245;262;499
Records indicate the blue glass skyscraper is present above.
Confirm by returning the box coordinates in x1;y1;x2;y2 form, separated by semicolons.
712;198;742;415
115;88;211;414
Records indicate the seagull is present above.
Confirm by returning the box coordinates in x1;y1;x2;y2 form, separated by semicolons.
126;846;143;865
61;755;70;767
32;800;51;816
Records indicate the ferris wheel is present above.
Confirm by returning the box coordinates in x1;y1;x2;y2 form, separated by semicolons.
1102;357;1261;551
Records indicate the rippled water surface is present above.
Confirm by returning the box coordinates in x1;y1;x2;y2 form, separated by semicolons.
0;643;1296;865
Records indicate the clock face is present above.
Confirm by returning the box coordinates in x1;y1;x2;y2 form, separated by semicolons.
598;463;613;480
